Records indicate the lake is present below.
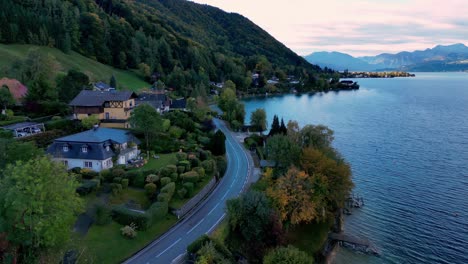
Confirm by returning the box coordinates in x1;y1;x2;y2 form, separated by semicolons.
242;72;468;264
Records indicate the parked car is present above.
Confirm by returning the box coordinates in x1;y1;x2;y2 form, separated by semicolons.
16;131;28;137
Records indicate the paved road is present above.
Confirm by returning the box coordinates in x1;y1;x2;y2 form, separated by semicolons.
124;118;254;264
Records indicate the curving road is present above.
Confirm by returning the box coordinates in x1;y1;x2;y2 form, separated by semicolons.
124;118;254;264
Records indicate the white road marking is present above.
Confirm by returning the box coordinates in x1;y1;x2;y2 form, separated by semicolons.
156;238;181;258
187;218;205;234
208;202;220;215
222;191;229;200
206;213;226;234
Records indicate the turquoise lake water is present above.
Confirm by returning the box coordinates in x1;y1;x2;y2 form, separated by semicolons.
242;72;468;264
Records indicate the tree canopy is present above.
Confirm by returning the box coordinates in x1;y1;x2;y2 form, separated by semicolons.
0;156;83;262
250;108;267;132
129;104;163;157
263;245;313;264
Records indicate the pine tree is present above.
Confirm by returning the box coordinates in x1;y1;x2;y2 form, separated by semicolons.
280;118;287;135
269;115;280;136
110;75;117;88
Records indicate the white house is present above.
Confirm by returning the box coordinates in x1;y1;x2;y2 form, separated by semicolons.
47;127;140;172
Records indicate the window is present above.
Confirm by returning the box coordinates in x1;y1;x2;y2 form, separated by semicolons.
81;146;88;153
106;145;110;152
63;145;69;152
84;161;93;168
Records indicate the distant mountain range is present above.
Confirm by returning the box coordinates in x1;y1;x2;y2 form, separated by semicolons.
304;44;468;72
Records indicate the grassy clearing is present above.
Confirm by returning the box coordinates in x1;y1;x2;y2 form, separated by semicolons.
137;153;178;171
286;221;331;255
109;188;150;210
74;215;177;264
0;44;149;91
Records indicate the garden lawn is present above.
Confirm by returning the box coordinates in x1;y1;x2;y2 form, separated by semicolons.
137;153;178;171
286;221;332;255
109;188;150;209
75;215;177;264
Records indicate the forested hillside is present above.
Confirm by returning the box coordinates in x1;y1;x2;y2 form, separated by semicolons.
0;0;327;95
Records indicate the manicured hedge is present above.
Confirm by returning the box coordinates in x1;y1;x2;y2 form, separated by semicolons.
112;206;150;230
160;177;171;187
161;182;176;199
147;202;169;220
181;171;199;184
76;180;98;195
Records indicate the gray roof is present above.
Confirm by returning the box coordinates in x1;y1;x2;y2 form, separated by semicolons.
136;93;169;109
47;141;116;161
54;128;140;144
47;128;140;161
69;90;137;106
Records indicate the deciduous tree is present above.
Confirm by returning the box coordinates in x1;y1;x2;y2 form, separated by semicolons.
250;108;267;132
129;104;162;157
0;156;83;262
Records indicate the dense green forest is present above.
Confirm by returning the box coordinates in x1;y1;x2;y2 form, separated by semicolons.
0;0;331;95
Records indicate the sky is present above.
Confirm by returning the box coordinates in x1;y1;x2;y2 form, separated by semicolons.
189;0;468;57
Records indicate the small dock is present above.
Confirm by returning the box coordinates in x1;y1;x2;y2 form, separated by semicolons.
329;233;380;256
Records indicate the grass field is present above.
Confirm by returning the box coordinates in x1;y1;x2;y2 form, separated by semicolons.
74;216;177;264
137;153;178;171
0;44;149;91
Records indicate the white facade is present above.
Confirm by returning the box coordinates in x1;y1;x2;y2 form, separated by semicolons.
57;158;113;172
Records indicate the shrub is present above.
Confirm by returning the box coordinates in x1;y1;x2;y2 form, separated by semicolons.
177;166;185;174
100;169;112;182
76;180;98;196
144;183;157;197
121;223;138;239
177;188;187;199
183;182;195;196
121;179;129;189
133;172;146;188
178;160;191;171
166;164;178;174
110;183;123;196
198;149;210;161
193;167;205;178
71;167;82;174
81;168;98;179
157;193;170;202
112;205;150;230
201;159;216;174
176;152;188;161
170;172;178;182
147;202;169;220
161;182;176;199
160;177;171;186
181;171;199;184
187;235;211;254
146;174;159;183
215;156;227;177
124;171;140;185
190;157;200;168
113;177;122;184
94;202;111;225
112;168;126;179
90;178;101;189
